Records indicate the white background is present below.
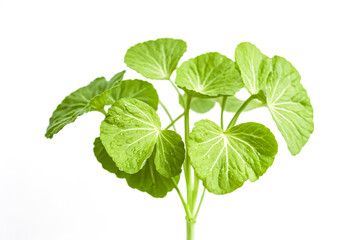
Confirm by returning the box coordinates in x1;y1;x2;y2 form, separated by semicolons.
1;0;359;239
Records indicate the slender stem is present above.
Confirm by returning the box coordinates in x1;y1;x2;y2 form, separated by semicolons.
191;174;200;213
171;178;191;217
159;100;176;131
227;94;261;130
169;79;185;106
186;220;195;240
220;96;228;130
165;113;184;130
194;188;206;219
184;94;193;213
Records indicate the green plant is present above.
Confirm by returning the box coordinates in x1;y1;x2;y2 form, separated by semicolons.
45;38;314;239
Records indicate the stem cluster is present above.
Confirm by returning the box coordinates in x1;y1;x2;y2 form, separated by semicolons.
162;80;263;239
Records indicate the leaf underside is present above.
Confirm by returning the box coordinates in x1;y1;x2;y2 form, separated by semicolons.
93;137;179;198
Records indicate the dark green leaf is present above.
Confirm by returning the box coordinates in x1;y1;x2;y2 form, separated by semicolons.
45;71;125;138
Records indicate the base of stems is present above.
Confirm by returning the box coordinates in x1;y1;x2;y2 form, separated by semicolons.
186;219;195;240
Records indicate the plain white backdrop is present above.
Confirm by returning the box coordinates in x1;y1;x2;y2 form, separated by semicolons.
1;0;359;239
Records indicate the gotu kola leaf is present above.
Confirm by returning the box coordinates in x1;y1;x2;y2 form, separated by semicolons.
93;137;179;198
175;52;243;97
188;120;278;194
235;42;313;155
100;98;185;177
266;56;314;155
235;42;271;95
124;38;187;80
45;71;125;138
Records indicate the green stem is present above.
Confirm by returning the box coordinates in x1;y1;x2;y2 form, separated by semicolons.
227;94;261;130
220;96;228;130
169;79;185;106
184;95;193;212
165;113;184;130
191;174;200;213
186;219;195;240
171;178;191;217
194;188;206;219
159;100;176;131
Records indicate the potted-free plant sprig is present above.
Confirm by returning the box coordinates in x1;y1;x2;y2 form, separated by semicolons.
46;38;313;240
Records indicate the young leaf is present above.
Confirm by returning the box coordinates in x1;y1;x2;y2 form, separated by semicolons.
126;150;180;198
235;42;271;95
93;137;127;178
45;71;125;138
266;56;314;155
175;52;243;97
179;93;216;113
100;98;185;176
189;120;278;194
155;130;185;178
89;79;159;111
93;137;179;198
124;38;187;80
100;98;161;174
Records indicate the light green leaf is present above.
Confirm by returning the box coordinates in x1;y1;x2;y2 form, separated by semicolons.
89;79;159;111
216;96;265;112
45;71;125;138
189;120;278;194
100;98;161;174
93;137;179;198
175;52;243;97
126;150;180;198
179;93;216;113
266;56;314;155
100;98;185;176
235;42;271;95
124;38;187;80
93;137;127;178
155;130;185;177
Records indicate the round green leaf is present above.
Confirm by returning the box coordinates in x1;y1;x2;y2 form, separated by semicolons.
124;38;187;80
235;42;272;95
189;120;278;194
266;56;314;155
100;98;185;177
45;71;125;138
100;98;161;174
155;130;185;178
175;52;243;97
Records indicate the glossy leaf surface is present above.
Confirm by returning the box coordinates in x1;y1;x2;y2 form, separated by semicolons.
189;120;278;194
